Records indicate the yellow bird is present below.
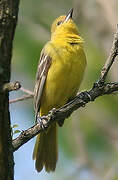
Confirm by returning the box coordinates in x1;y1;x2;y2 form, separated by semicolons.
33;8;86;172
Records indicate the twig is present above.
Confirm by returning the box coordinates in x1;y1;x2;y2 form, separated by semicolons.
9;94;33;104
12;26;118;152
20;87;34;95
9;87;34;103
99;24;118;82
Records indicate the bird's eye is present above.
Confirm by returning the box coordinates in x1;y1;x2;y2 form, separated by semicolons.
57;21;62;26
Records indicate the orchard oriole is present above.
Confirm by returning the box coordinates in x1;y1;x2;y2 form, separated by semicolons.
33;8;86;172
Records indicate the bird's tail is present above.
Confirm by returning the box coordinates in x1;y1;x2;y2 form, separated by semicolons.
33;122;58;172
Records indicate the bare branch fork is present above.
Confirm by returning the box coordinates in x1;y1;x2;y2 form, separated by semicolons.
9;84;34;104
12;25;118;152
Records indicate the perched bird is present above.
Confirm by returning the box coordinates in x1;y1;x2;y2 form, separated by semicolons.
33;8;86;172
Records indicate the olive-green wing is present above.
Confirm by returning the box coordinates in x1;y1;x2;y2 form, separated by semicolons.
34;51;51;119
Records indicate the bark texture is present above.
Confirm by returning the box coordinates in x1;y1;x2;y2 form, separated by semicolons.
0;0;20;179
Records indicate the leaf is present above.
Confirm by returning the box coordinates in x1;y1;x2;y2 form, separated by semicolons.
12;124;19;128
14;130;21;134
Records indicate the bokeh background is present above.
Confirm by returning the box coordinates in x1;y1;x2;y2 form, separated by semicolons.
10;0;118;180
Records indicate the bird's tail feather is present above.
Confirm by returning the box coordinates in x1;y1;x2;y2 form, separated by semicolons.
33;122;58;172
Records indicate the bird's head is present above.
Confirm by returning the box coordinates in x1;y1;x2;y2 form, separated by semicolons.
51;9;79;39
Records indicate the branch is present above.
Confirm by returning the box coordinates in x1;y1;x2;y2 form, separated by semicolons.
9;87;34;104
12;26;118;152
9;94;33;104
12;82;118;152
20;87;34;95
2;81;21;92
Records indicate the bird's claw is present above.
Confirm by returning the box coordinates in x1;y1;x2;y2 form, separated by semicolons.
80;91;92;102
36;115;48;130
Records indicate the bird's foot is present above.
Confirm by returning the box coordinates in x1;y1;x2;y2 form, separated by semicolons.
36;115;48;130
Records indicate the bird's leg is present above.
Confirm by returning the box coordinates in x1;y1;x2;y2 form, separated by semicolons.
35;109;57;130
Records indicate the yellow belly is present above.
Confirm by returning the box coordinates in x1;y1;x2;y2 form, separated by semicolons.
40;42;86;115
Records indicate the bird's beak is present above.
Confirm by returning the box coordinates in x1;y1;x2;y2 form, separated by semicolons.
65;8;73;22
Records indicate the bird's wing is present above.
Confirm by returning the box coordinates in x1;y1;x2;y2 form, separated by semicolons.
34;50;51;118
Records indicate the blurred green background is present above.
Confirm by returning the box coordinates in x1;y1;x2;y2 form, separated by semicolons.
10;0;118;180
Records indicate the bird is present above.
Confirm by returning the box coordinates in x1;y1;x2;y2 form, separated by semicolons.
33;8;86;173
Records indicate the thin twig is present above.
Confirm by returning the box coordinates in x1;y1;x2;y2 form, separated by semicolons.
9;87;34;103
9;94;33;104
20;87;34;95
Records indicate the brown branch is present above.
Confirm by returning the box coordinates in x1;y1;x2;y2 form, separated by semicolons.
12;82;118;152
20;87;34;95
2;81;21;92
12;26;118;152
9;94;33;104
12;117;49;151
9;87;34;104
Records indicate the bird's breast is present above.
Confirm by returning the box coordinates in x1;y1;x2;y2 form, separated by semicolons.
40;43;86;114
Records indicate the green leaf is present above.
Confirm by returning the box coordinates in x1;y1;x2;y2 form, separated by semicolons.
14;130;21;134
12;124;19;128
